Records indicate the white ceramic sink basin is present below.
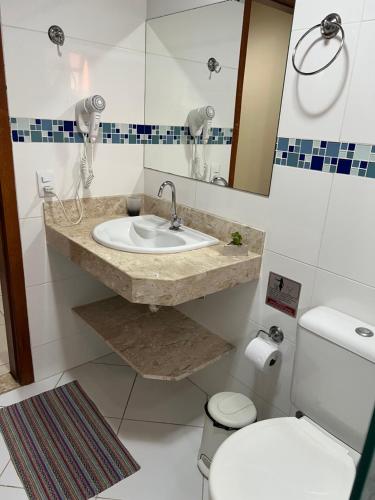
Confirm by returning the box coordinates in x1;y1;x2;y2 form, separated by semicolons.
92;215;219;254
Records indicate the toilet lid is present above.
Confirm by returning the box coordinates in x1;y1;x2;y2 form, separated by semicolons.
209;417;356;500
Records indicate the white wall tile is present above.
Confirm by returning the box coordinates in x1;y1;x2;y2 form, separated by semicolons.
278;23;360;141
20;217;80;287
181;292;296;413
144;144;231;182
256;398;288;420
13;144;143;219
292;0;365;30
363;0;375;20
189;357;252;398
319;174;375;288
0;0;146;51
312;269;375;327
228;321;295;415
145;52;237;125
87;145;144;198
26;272;114;347
195;180;269;231
3;27;145;122
189;353;290;419
248;250;316;342
147;2;243;67
341;20;375;143
266;166;333;265
179;282;258;346
32;328;111;381
147;0;223;19
144;168;197;207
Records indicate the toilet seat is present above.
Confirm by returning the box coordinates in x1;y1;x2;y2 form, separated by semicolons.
209;417;356;500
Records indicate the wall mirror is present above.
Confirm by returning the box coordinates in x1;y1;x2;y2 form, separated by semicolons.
144;0;295;196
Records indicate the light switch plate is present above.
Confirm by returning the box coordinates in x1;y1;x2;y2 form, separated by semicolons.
36;170;55;197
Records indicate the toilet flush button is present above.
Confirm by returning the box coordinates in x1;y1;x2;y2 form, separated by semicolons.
355;327;374;338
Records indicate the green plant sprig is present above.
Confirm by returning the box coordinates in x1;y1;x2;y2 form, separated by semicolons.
230;231;243;246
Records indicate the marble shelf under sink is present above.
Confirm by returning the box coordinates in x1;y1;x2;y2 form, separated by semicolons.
44;194;264;306
74;295;234;381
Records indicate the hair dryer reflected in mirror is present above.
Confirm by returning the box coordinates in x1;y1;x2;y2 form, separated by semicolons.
188;106;215;182
188;105;215;144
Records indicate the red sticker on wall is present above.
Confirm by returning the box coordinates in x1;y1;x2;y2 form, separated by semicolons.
265;272;301;318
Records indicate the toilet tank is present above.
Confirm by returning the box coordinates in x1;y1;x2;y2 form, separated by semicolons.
292;306;375;453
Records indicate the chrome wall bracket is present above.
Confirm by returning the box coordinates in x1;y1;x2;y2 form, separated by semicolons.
256;326;284;344
207;57;222;79
48;25;65;48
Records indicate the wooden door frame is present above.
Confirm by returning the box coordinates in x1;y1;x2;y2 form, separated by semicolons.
0;27;34;385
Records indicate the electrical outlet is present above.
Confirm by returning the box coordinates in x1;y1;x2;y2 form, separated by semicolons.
37;170;55;198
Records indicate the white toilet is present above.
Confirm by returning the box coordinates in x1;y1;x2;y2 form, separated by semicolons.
209;306;375;500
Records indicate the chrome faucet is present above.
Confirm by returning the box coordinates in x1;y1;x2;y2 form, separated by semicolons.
210;175;228;186
157;181;182;230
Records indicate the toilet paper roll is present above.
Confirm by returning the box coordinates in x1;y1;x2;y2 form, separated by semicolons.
245;337;280;372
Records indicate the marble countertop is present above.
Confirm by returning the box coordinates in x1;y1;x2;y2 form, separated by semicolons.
74;296;234;381
45;195;264;306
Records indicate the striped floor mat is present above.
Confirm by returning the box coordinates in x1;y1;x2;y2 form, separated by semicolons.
0;381;140;499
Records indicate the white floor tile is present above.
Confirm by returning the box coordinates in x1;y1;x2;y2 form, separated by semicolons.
31;327;111;382
92;353;129;367
125;378;206;427
105;418;122;435
0;365;10;376
0;374;62;407
0;487;27;499
0;461;22;488
57;363;136;419
0;436;10;477
0;325;9;367
98;420;203;500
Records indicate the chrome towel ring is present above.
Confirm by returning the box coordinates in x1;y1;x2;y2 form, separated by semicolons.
292;13;345;76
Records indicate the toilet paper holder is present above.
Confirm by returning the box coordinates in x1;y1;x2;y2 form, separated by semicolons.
256;326;284;344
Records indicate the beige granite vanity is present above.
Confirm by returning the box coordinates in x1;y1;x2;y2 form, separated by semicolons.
44;194;265;380
44;195;264;306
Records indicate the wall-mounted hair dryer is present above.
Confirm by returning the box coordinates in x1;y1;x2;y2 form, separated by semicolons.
188;105;215;144
75;95;106;143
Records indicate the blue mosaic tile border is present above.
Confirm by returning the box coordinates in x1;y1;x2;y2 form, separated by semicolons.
275;137;375;179
10;118;233;145
9;118;375;179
